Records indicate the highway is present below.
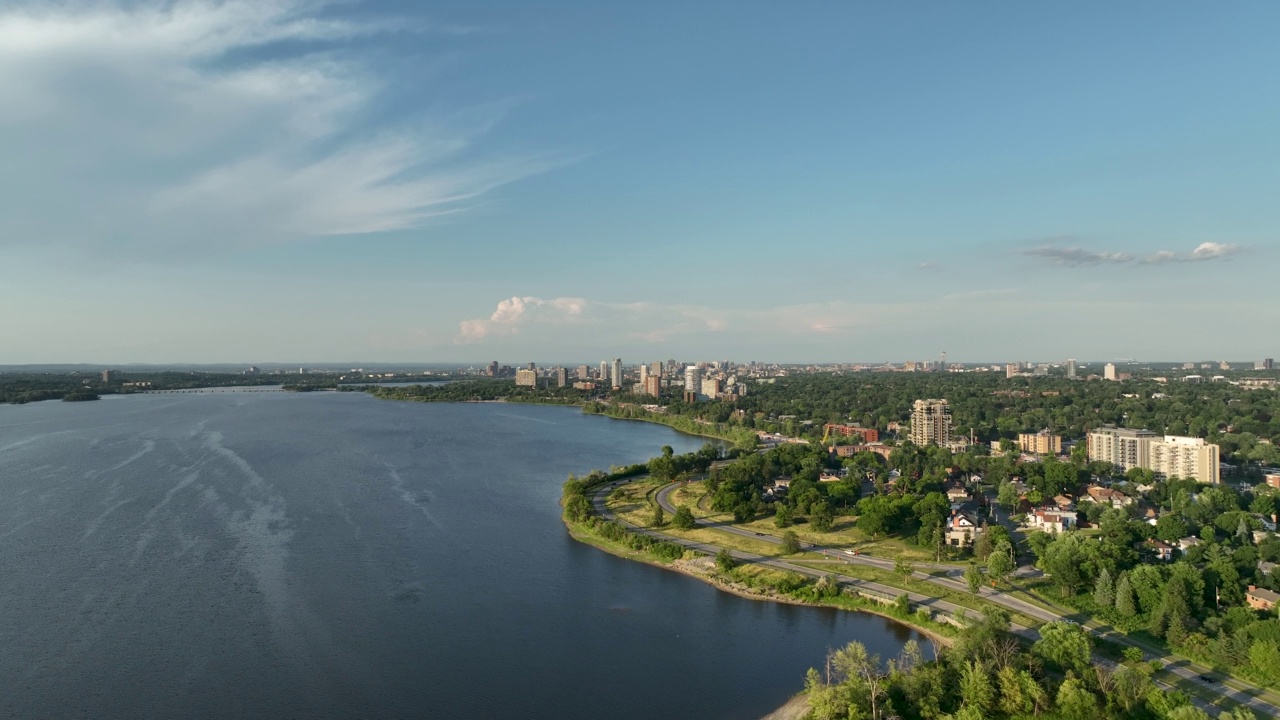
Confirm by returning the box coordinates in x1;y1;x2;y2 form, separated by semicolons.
590;476;1280;717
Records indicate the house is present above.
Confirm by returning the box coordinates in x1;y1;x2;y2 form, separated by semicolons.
945;511;982;547
1052;495;1076;511
1255;514;1277;533
1177;537;1202;553
1145;540;1175;562
1142;508;1159;526
946;483;971;504
819;472;842;483
1247;586;1280;612
1031;509;1076;533
1259;561;1278;577
1086;486;1134;508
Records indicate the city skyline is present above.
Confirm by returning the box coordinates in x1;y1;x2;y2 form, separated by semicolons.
2;1;1278;363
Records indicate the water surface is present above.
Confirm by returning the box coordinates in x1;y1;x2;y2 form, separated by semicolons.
0;393;928;719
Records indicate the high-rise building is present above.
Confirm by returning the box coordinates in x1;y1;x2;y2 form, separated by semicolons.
1261;358;1275;370
487;361;499;376
1005;363;1019;379
599;361;609;381
515;369;537;387
555;367;567;387
643;376;661;397
611;358;622;389
101;369;115;383
639;364;649;384
700;377;721;399
1087;427;1157;472
1104;363;1117;381
684;366;702;395
909;399;952;447
650;361;663;379
1148;436;1220;484
577;365;590;380
1066;359;1077;379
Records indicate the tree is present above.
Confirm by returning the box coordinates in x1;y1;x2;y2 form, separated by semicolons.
1033;621;1092;675
972;529;994;561
781;530;801;554
987;540;1014;585
1115;572;1138;617
1094;567;1116;608
1055;677;1099;720
965;562;983;596
997;481;1019;509
715;548;736;572
651;504;664;528
774;503;794;528
958;659;995;717
894;557;914;580
672;505;696;529
830;641;889;720
810;501;834;532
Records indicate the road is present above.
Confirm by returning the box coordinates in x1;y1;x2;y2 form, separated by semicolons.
593;477;1279;717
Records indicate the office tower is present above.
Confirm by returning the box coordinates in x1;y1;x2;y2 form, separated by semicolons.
650;361;663;378
1262;358;1275;370
599;361;608;381
611;358;622;389
1066;359;1076;379
639;364;648;384
555;367;567;387
576;365;590;380
1104;363;1117;381
909;399;952;447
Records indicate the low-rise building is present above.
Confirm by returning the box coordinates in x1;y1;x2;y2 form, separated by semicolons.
945;511;981;547
1031;509;1076;533
1247;586;1280;612
1146;540;1175;562
1018;430;1063;455
1086;486;1135;508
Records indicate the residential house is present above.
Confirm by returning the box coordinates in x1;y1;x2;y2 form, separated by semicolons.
945;511;982;547
1247;586;1280;612
1255;514;1277;533
1086;485;1135;508
946;483;971;505
1142;508;1159;526
1146;540;1175;562
1031;509;1076;533
1052;495;1076;511
1177;537;1202;553
819;472;842;484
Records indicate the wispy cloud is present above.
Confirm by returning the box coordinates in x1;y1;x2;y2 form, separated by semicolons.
1023;246;1134;267
1024;242;1243;268
457;297;726;344
0;0;555;254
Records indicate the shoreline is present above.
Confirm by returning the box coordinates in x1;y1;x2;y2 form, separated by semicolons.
565;520;951;647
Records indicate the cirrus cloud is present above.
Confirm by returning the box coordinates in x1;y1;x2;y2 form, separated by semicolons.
0;0;557;254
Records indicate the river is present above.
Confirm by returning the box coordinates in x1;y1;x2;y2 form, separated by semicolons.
0;392;930;719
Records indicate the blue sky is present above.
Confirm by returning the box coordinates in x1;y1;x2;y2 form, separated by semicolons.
0;1;1276;364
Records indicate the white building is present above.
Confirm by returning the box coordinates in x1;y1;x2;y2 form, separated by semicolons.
909;399;952;447
684;366;702;394
1104;363;1117;381
1087;426;1220;484
611;358;622;389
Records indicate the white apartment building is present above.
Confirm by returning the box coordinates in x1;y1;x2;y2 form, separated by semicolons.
610;358;622;389
700;377;721;399
1104;363;1117;380
1148;435;1220;484
1087;426;1220;483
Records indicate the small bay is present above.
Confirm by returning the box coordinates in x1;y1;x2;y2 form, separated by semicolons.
0;392;929;719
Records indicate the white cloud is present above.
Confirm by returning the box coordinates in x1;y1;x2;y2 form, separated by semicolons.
1025;242;1245;268
0;0;551;253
